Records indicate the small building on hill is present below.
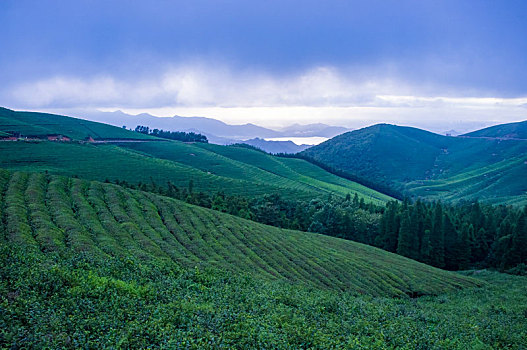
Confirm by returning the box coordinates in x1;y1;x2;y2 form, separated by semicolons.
47;134;71;141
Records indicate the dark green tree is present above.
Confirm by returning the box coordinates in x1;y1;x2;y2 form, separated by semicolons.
430;203;445;268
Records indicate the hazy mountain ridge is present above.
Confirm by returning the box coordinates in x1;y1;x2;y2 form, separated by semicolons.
241;137;311;153
73;110;347;139
64;109;346;153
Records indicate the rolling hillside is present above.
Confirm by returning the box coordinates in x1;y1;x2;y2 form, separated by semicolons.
0;108;392;204
121;141;391;203
463;120;527;139
302;123;527;205
0;107;152;140
3;169;525;348
0;169;478;296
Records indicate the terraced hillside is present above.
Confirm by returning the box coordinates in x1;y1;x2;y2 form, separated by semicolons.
0;169;478;297
302;123;527;205
0;107;152;140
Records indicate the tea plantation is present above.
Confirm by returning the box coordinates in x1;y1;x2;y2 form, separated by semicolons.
0;175;524;347
0;169;474;295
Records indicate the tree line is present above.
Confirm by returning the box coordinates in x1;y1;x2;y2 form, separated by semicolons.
134;125;208;143
108;178;527;274
377;200;527;273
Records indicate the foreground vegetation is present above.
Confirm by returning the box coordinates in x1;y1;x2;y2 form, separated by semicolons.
0;170;524;348
1;242;525;349
117;175;527;274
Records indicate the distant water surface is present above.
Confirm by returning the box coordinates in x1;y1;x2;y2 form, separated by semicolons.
264;137;328;145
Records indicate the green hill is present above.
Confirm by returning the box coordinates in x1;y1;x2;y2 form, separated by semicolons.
302;123;527;205
464;120;527;139
0;108;392;204
0;107;152;140
121;141;391;203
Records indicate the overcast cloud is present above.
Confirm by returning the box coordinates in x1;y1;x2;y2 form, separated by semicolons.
1;0;526;130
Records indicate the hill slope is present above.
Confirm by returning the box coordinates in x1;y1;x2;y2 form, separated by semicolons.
302;123;527;205
0;108;392;204
463;120;527;139
0;169;478;297
0;107;152;140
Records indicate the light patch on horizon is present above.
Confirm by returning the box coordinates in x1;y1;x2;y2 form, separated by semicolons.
264;137;328;146
7;64;527;131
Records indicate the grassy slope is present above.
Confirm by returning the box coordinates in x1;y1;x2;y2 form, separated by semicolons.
464;120;527;139
0;107;152;140
0;141;293;199
302;124;527;205
0;169;477;297
0;107;392;203
122;141;392;204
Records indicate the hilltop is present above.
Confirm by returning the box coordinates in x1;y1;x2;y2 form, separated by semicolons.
0;107;153;141
302;123;527;205
463;120;527;139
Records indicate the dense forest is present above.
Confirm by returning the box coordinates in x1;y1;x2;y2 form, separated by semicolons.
111;178;527;274
134;125;208;143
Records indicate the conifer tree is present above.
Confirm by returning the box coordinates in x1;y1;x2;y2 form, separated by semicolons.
420;229;432;264
510;208;527;266
397;212;413;258
430;203;445;268
443;213;459;270
458;223;472;270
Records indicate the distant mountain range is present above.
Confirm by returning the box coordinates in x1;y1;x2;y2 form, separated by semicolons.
70;110;348;153
240;138;311;153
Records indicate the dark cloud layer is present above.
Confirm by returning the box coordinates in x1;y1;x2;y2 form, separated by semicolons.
1;0;527;96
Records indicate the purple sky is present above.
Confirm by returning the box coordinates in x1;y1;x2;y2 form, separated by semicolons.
1;0;526;130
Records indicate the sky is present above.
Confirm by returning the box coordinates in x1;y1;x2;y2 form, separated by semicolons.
1;0;527;132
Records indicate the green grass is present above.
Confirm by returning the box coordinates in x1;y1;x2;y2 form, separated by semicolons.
405;156;527;205
0;141;304;199
0;107;152;140
0;140;393;204
0;107;393;203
